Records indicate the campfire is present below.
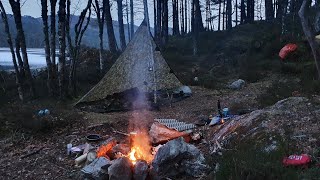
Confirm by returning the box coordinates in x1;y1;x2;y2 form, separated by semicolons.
95;131;154;165
79;118;207;179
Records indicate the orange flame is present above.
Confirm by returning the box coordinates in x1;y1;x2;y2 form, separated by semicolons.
128;132;153;165
96;142;115;158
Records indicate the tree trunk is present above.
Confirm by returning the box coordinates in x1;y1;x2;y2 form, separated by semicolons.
240;0;246;23
126;0;131;40
58;0;67;98
0;1;24;101
41;0;54;95
314;3;320;34
265;0;274;21
194;0;204;32
184;0;187;33
181;0;184;34
156;0;162;43
9;0;35;98
154;0;157;36
218;0;221;30
105;0;118;52
161;0;169;45
67;0;92;96
130;0;134;38
50;0;57;80
247;0;255;22
223;0;226;30
173;0;177;35
299;0;320;79
191;0;194;32
192;0;198;56
226;0;232;30
94;0;105;72
276;0;288;20
235;0;238;25
15;36;24;76
117;0;126;51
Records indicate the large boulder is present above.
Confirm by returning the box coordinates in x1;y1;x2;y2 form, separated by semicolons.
151;137;208;178
228;79;246;90
108;157;132;180
81;157;112;180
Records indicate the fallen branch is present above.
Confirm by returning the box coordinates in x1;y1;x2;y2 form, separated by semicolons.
20;147;44;159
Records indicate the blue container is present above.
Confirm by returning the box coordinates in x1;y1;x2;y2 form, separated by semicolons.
223;108;229;117
38;110;44;116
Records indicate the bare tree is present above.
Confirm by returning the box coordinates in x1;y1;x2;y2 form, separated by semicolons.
58;0;67;98
240;0;246;24
93;0;106;72
265;0;274;21
192;0;198;55
105;0;118;52
172;0;180;35
156;0;162;43
9;0;35;97
162;0;169;45
41;0;54;95
0;1;23;101
117;0;126;51
299;0;320;79
66;0;92;95
126;0;131;40
226;0;232;30
50;0;57;79
130;0;134;38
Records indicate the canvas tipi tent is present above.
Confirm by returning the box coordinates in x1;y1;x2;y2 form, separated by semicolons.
76;21;183;112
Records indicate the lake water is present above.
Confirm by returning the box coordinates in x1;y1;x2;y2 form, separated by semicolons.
0;47;57;70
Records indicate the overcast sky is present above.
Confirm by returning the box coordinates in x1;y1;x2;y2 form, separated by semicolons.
1;0;156;27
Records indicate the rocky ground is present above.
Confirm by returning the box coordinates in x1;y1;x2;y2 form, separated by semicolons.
0;75;319;179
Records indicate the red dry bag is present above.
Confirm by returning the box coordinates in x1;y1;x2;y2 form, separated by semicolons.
279;44;298;59
282;154;311;167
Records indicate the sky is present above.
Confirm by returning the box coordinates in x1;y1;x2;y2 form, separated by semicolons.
2;0;156;27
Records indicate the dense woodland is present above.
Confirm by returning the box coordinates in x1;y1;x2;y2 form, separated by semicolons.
0;0;319;101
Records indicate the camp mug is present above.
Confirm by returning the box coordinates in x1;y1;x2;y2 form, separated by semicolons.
223;108;229;117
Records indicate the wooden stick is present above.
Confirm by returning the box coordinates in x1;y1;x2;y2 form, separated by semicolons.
111;127;129;136
113;130;129;136
20;147;44;159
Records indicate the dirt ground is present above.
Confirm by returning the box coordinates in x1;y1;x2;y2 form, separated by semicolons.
0;77;275;180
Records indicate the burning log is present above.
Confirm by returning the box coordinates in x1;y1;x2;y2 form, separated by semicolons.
111;144;131;159
97;137;117;158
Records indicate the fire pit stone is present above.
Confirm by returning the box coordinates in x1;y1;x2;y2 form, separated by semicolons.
151;137;209;178
81;157;112;179
108;157;133;180
133;160;149;180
